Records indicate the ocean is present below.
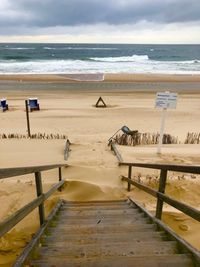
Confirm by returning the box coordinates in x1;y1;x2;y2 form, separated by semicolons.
0;43;200;74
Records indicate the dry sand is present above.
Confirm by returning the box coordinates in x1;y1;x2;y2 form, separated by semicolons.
0;73;200;265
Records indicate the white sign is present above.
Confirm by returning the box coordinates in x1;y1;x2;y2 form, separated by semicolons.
155;92;178;109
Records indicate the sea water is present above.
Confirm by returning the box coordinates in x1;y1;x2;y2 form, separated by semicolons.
0;43;200;74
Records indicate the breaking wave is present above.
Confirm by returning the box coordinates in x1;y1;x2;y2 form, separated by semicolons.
90;54;149;62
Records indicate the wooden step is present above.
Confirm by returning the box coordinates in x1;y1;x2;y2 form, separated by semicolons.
38;241;178;258
59;207;140;216
47;223;156;234
30;254;194;267
26;200;195;267
42;231;167;245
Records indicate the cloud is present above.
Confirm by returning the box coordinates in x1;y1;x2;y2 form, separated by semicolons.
1;0;200;29
0;0;199;43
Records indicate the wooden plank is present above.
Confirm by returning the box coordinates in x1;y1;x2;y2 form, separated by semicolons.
0;195;44;238
111;143;123;162
0;180;64;238
0;164;67;179
158;192;200;222
25;99;31;137
13;200;64;267
128;166;132;191
30;254;193;267
57;208;140;216
44;231;166;244
51;223;155;234
122;176;157;197
56;214;148;225
120;162;200;174
129;198;200;266
156;169;168;219
38;241;178;258
123;176;200;222
44;180;65;200
35;171;45;226
64;139;70;161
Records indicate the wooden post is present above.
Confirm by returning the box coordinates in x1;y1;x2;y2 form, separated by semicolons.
58;167;62;192
59;167;62;181
155;169;168;219
25;100;31;138
128;166;132;191
35;172;45;225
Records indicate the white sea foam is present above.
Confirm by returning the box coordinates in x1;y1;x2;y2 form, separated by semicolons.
0;58;200;74
43;46;118;50
5;47;35;50
90;55;149;62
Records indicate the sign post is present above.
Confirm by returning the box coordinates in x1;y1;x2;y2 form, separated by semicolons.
155;92;178;154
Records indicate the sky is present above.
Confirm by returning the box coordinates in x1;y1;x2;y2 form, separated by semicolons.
0;0;200;43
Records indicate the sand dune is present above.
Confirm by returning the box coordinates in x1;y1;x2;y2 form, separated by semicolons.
0;75;200;265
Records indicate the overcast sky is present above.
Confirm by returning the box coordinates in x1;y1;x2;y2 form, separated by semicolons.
0;0;200;43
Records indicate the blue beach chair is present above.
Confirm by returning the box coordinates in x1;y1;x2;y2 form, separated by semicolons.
28;98;40;112
0;99;9;112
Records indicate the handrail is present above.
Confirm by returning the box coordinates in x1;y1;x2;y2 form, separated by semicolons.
0;164;67;239
120;161;200;174
111;142;200;221
0;164;67;179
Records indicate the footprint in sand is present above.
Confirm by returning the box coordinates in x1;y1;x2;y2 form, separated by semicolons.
179;223;190;231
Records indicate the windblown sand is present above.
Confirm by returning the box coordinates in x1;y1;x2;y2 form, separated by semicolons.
0;74;200;265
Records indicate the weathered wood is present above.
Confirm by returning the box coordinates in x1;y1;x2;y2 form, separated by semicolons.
111;142;123;162
35;171;45;225
59;208;139;216
127;166;132;191
38;241;178;257
0;195;44;238
156;169;168;219
45;231;166;244
120;161;200;174
158;192;200;222
0;180;65;238
50;223;155;233
0;164;67;179
13;200;64;267
122;176;157;197
30;255;194;267
25;99;31;138
129;198;200;266
44;180;65;200
123;176;200;222
64;139;70;160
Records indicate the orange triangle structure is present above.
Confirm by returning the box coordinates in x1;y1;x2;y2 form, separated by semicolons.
95;96;107;108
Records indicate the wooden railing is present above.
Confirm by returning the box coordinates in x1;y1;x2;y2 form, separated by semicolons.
111;142;200;222
0;164;67;238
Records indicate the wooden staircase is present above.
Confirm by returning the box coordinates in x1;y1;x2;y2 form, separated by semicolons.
28;200;196;267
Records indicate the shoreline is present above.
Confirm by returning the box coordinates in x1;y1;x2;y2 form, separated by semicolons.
1;73;200;83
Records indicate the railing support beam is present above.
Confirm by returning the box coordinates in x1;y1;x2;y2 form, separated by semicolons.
156;169;167;219
35;171;45;225
58;167;62;192
128;166;132;191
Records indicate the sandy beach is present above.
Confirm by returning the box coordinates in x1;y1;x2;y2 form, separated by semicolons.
0;73;200;266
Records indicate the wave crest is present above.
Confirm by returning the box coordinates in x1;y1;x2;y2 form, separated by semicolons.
90;54;149;62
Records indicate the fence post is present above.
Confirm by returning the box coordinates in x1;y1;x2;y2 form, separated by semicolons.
58;167;62;192
25;100;31;138
35;171;45;225
155;169;167;219
128;166;132;191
